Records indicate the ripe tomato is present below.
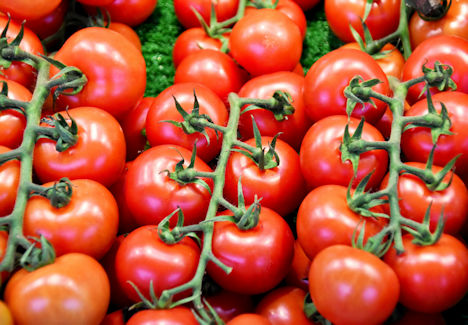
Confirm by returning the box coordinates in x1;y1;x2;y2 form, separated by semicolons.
174;49;247;106
207;207;295;295
0;146;19;217
86;0;158;27
173;0;239;29
108;22;142;51
380;162;468;235
145;83;228;163
230;8;302;76
285;240;311;291
299;115;388;190
126;308;198;325
226;313;271;325
33;107;126;188
409;0;468;49
23;179;119;260
237;71;312;151
115;225;201;302
51;27;146;120
389;310;446;325
309;245;400;325
0;0;60;21
0;231;9;284
384;234;468;313
402;35;468;104
204;290;254;322
325;0;400;43
256;286;314;325
223;136;307;217
401;91;468;185
304;48;390;124
124;144;213;227
5;253;110;325
100;310;126;325
290;0;320;11
296;184;385;260
24;0;68;41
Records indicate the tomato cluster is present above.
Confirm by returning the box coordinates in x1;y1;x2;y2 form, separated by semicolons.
0;0;467;324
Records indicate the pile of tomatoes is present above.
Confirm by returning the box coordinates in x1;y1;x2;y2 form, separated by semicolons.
0;0;468;324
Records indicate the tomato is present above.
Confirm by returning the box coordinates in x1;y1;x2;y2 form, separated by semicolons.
121;97;152;162
290;0;320;11
115;225;200;302
325;0;400;43
207;207;295;295
226;313;272;325
86;0;158;27
100;310;126;325
304;48;390;124
0;301;12;325
204;290;254;322
381;162;468;235
299;115;388;190
108;22;142;51
402;35;468;104
145;83;228;163
174;49;247;106
127;307;198;325
172;28;223;68
173;0;239;29
0;231;9;285
51;27;146;120
0;78;30;149
78;0;113;5
23;179;119;260
409;0;468;50
285;240;311;291
0;16;45;90
389;310;446;325
237;71;312;151
401;91;468;185
5;253;110;324
384;233;468;313
0;0;60;21
33;106;126;188
310;245;400;325
224;136;307;217
230;8;302;76
256;286;315;325
296;184;385;260
0;146;19;217
24;0;68;41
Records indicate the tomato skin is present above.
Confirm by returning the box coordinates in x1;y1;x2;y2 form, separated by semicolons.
389;310;446;325
127;308;198;325
100;310;126;325
381;162;468;235
92;0;158;27
0;0;60;21
0;231;10;284
384;234;468;313
0;301;12;325
256;286;315;325
145;83;228;163
309;245;400;325
401;91;468;185
409;0;468;50
33;106;126;188
108;22;142;51
402;35;468;104
23;179;119;260
226;313;272;325
296;184;385;260
51;27;146;120
237;71;312;151
24;0;68;41
285;240;311;291
325;0;400;43
290;0;320;11
115;225;201;302
224;136;307;217
230;9;302;76
5;253;110;325
207;207;295;295
304;48;390;124
174;49;247;106
0;146;20;217
299;115;388;190
173;0;239;29
205;290;254;322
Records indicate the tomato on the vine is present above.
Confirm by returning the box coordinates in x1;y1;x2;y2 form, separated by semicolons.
285;240;311;291
0;0;61;21
226;313;272;325
204;289;254;322
85;0;158;27
0;146;19;217
173;0;239;29
126;307;199;325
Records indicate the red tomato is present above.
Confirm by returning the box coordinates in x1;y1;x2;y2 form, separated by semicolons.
24;0;68;40
207;207;295;295
409;0;468;49
325;0;400;43
380;162;468;235
285;240;311;291
296;184;385;260
89;0;158;27
0;231;9;285
402;35;468;104
224;136;307;217
290;0;320;11
304;48;390;124
124;145;213;227
0;0;60;21
389;310;446;325
108;22;142;51
115;225;201;302
33;107;126;188
127;307;198;325
145;83;228;163
299;115;388;190
256;286;315;325
230;9;302;76
0;146;19;217
100;310;126;325
173;0;239;29
401;91;468;185
78;0;113;5
204;290;254;322
384;234;468;313
0;16;45;90
51;27;146;120
226;313;271;325
237;71;312;151
174;49;247;106
5;253;110;324
310;245;400;325
23;179;119;260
